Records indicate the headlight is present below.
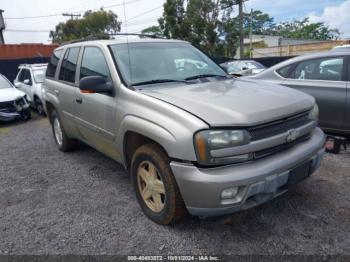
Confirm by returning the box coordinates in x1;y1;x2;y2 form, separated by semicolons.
194;129;251;166
308;104;319;121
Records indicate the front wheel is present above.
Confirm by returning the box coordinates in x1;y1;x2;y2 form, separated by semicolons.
35;99;45;115
50;110;77;152
131;144;186;224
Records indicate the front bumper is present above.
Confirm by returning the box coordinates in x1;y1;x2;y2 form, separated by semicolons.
171;127;325;217
0;111;21;122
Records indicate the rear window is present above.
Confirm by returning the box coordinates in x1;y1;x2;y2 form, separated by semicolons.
46;49;63;78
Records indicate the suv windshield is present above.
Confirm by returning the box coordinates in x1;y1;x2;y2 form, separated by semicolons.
109;42;226;86
33;68;46;83
0;74;13;89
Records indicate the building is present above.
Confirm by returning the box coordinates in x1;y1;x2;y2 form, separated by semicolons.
235;34;342;58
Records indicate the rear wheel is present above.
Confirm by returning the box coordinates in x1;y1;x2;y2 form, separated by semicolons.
131;144;186;224
50;110;77;152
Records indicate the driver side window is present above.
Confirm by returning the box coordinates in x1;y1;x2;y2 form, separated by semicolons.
18;69;32;84
291;57;344;81
80;47;111;82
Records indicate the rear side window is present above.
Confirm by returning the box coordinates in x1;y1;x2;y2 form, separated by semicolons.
80;47;111;81
59;47;80;83
276;65;292;78
46;49;63;78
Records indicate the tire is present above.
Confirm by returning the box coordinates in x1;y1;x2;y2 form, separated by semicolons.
131;143;186;225
21;108;31;121
50;110;77;152
35;98;45;115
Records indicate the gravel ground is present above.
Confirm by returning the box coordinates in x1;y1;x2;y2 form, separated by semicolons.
0;113;349;256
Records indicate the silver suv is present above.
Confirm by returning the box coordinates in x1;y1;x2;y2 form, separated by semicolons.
42;38;325;224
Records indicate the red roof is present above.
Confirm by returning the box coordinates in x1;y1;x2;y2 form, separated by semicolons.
0;44;59;59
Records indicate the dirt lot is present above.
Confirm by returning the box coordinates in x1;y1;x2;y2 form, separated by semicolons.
0;114;349;256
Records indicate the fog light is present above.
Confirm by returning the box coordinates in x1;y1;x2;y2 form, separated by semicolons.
221;187;239;199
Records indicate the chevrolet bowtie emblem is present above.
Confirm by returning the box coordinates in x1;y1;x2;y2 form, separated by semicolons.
286;129;300;143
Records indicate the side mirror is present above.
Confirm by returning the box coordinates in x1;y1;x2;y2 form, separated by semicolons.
24;79;32;85
79;76;113;94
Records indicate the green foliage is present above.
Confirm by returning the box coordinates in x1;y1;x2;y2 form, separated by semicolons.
140;1;341;57
141;25;163;35
50;10;121;43
272;18;340;40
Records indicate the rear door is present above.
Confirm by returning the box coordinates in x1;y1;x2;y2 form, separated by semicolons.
283;56;347;131
74;46;120;160
55;46;81;136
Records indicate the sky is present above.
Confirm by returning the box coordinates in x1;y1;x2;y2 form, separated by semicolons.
1;0;350;44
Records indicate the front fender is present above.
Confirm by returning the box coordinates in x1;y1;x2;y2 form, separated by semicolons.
117;114;201;167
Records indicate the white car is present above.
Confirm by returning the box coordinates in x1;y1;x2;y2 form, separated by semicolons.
14;63;47;115
0;73;31;122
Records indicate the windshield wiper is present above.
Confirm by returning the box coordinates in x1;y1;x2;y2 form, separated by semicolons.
132;79;187;86
184;74;228;81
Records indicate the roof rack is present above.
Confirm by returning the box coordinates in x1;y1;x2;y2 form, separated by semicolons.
60;33;166;45
109;33;166;39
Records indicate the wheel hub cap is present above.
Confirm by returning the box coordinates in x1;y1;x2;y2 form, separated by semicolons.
137;161;166;213
53;117;63;146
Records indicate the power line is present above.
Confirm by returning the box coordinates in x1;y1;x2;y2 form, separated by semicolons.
5;29;50;33
127;5;162;22
4;0;142;20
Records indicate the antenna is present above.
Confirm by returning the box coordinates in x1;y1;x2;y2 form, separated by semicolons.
123;0;133;83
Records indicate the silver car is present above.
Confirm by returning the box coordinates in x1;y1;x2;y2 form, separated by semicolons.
42;38;325;224
247;49;350;137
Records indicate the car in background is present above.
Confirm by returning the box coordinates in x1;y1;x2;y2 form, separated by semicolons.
14;64;47;115
0;73;31;122
246;49;350;137
220;60;266;76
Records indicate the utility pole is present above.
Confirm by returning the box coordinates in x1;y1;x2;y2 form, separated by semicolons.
249;8;253;58
0;10;5;44
238;0;244;59
62;13;81;20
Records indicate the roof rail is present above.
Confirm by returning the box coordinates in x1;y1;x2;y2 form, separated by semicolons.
109;33;166;39
60;33;166;45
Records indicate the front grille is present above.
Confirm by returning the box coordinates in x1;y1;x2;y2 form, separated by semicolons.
0;101;16;113
254;134;311;159
248;112;311;141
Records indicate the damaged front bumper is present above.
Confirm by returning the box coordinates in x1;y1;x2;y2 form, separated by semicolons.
0;97;30;122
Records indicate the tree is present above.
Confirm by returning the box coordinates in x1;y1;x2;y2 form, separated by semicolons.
50;9;121;43
141;25;163;36
272;18;340;40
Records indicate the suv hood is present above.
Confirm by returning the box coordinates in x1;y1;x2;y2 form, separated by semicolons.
139;78;314;126
0;88;26;103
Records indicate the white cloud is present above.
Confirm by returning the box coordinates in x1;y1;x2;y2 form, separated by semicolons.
308;0;350;38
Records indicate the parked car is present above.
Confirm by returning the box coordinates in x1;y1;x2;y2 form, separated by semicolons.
43;38;325;224
0;73;31;122
246;49;350;137
14;63;47;115
220;60;266;76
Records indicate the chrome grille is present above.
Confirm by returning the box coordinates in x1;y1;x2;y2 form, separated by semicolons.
248;112;311;141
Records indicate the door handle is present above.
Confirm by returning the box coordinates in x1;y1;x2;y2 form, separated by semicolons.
54;89;60;96
76;97;83;104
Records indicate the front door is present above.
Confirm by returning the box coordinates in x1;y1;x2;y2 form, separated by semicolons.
74;46;120;160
